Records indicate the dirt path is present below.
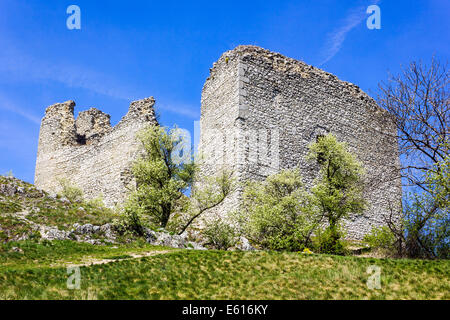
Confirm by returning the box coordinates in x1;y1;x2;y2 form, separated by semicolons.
62;250;174;268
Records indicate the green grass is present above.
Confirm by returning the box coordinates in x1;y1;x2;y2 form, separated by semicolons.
0;241;448;300
0;199;23;213
104;254;134;260
0;215;35;242
0;240;172;270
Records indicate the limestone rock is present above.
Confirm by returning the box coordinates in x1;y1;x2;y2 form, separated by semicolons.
10;247;24;253
144;228;157;243
144;229;206;250
39;226;71;241
237;236;255;251
0;183;17;197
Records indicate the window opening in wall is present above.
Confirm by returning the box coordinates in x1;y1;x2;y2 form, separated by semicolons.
76;134;87;145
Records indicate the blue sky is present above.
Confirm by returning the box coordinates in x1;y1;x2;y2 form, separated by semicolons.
0;0;449;183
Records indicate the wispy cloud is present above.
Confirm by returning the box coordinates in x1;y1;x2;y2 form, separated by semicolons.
0;37;201;119
319;0;380;66
0;93;41;125
156;102;200;119
0;40;138;101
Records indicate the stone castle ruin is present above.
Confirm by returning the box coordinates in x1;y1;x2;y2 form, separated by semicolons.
35;45;401;239
35;97;158;208
198;46;401;239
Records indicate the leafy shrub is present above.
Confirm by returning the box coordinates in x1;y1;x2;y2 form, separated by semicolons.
313;225;348;255
86;196;106;209
118;195;148;236
178;170;234;235
234;134;367;255
203;218;237;250
238;169;318;252
363;226;396;251
58;178;84;202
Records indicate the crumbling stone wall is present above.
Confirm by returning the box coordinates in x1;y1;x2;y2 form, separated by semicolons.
35;97;158;207
198;46;402;239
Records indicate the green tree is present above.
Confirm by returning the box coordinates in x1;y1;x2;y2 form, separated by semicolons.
124;126;195;232
307;134;367;254
124;126;234;236
177;170;234;235
401;155;449;259
240;169;318;251
376;59;449;259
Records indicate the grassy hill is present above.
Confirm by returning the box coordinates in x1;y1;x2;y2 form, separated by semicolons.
0;240;448;300
0;176;118;242
1;176;449;300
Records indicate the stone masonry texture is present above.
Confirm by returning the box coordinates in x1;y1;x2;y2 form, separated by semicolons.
35;97;158;208
35;45;402;240
198;45;402;239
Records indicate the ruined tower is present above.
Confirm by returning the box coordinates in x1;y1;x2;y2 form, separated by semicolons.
35;97;158;207
198;46;402;239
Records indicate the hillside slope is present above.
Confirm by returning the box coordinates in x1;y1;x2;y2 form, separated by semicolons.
0;176;118;243
0;241;449;300
1;176;449;300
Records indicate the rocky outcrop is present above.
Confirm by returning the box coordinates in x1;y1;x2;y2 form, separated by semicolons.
2;210;207;249
1;176;207;249
144;228;207;250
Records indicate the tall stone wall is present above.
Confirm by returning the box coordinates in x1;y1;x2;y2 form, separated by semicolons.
35;97;158;207
199;46;402;239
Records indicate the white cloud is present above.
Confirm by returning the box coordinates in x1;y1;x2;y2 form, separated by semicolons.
0;41;138;101
0;37;200;119
0;93;41;125
156;102;199;119
319;0;380;66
